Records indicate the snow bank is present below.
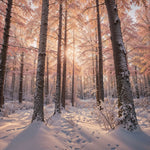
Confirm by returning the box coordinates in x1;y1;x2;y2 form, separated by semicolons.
4;121;65;150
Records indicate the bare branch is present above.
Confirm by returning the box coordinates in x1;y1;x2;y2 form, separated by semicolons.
82;3;105;14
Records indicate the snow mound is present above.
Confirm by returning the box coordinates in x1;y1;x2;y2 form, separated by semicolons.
4;121;65;150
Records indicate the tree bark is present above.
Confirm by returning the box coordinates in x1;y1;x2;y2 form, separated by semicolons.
31;57;36;96
96;47;100;105
4;64;9;97
105;0;138;131
61;0;68;109
139;77;144;97
80;75;84;99
71;31;75;107
0;0;13;108
134;66;140;98
96;0;104;102
32;0;49;122
54;0;63;114
147;75;150;96
10;55;16;100
18;52;24;103
92;48;95;85
45;56;49;104
144;74;148;97
92;46;95;98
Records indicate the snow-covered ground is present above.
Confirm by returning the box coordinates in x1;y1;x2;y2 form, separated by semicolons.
0;98;150;150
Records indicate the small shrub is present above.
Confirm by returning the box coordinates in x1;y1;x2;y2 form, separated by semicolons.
93;98;117;130
0;101;33;117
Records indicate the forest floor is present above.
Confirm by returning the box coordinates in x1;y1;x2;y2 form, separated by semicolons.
0;98;150;150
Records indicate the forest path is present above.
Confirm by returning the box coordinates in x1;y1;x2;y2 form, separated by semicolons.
45;100;104;150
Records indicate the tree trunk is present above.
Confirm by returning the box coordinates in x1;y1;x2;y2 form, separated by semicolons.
80;75;84;99
18;52;24;103
54;0;63;114
32;0;49;122
24;69;29;100
147;75;150;88
96;47;100;106
96;0;104;102
105;0;138;131
10;55;16;100
4;65;9;98
71;31;75;107
92;47;95;97
95;31;100;105
31;57;36;96
83;76;86;98
144;74;148;97
0;0;13;108
61;0;68;109
139;77;144;97
134;66;140;98
147;75;150;96
45;56;49;104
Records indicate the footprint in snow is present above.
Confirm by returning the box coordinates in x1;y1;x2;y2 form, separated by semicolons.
6;128;15;132
82;140;86;143
68;139;72;143
107;144;119;150
69;146;72;149
111;147;116;150
74;148;80;150
0;135;8;139
16;126;27;130
76;138;82;143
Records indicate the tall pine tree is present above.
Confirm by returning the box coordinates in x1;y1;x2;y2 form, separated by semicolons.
54;0;63;114
32;0;49;122
105;0;138;131
0;0;13;108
